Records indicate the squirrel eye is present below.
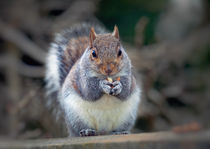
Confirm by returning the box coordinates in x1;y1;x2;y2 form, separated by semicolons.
118;49;122;57
92;50;97;58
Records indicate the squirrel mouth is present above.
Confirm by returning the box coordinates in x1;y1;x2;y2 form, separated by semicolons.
99;64;119;76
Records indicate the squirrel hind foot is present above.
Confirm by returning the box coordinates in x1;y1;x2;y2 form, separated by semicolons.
112;131;130;135
79;129;96;137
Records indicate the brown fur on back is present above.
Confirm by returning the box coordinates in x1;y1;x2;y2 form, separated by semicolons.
54;23;106;85
60;36;89;84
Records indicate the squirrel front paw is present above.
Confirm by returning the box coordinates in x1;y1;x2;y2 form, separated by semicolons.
100;80;122;95
110;81;122;95
99;80;112;94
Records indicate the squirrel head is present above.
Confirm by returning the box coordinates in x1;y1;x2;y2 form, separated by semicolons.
88;25;125;76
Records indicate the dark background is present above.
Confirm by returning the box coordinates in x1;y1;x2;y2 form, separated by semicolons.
0;0;209;139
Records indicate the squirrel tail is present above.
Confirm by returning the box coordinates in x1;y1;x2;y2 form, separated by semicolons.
45;23;106;117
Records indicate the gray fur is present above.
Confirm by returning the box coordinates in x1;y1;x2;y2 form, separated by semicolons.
75;66;104;101
63;105;92;136
115;76;132;100
75;46;134;100
46;23;141;137
99;80;112;95
64;103;136;136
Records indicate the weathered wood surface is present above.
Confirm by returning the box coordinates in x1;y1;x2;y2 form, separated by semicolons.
0;131;210;149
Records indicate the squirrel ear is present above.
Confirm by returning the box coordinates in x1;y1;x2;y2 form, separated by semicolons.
112;25;120;39
89;27;97;48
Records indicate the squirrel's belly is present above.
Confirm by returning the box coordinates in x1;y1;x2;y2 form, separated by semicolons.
64;89;140;131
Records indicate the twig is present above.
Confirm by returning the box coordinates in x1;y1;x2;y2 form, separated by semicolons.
53;0;99;31
128;24;210;71
0;56;44;78
0;21;47;64
135;17;149;48
5;45;21;137
17;62;45;78
10;89;38;115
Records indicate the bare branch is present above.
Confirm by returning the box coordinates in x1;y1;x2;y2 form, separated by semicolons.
128;24;210;72
0;21;47;64
0;56;44;78
53;0;100;31
135;17;149;48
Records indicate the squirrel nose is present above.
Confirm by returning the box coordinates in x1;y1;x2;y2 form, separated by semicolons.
105;65;113;75
105;69;112;75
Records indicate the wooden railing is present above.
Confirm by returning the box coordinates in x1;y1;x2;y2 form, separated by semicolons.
0;131;210;149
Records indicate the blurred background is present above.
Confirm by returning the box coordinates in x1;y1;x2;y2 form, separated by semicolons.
0;0;210;139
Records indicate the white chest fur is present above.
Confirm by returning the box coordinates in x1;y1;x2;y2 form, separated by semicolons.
62;89;140;131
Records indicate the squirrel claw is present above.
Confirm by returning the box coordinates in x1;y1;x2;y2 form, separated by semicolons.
111;81;122;95
100;80;112;94
80;129;96;137
100;80;122;95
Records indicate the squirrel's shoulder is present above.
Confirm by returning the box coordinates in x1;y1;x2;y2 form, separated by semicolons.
45;23;106;97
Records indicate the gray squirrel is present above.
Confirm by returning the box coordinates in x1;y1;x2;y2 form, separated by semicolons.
45;23;141;137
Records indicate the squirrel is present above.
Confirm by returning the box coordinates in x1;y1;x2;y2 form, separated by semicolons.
45;23;141;137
